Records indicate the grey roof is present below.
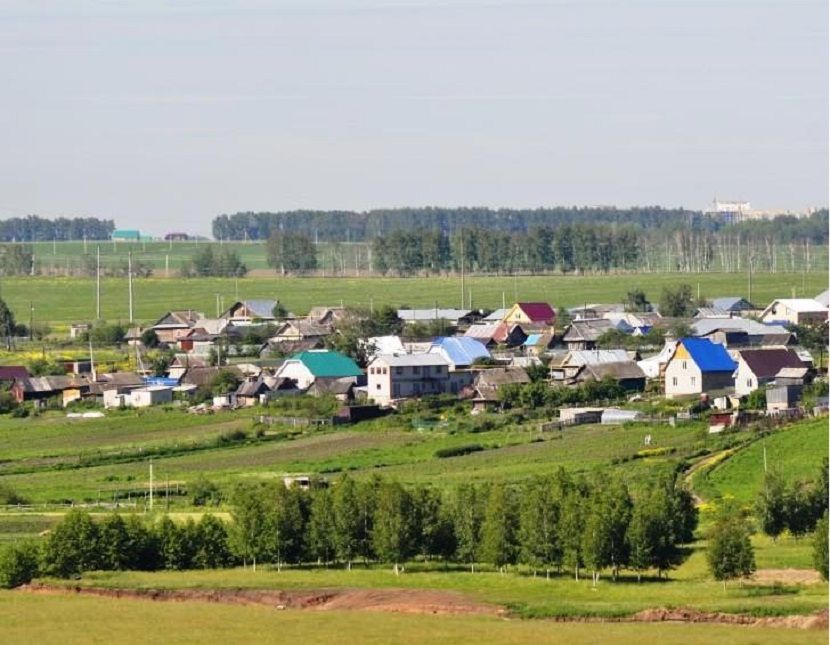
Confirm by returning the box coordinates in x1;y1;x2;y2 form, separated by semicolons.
580;361;646;381
16;375;92;393
564;349;630;366
562;319;615;342
398;308;474;323
711;297;754;311
691;317;790;338
475;367;531;388
483;308;508;322
371;353;450;367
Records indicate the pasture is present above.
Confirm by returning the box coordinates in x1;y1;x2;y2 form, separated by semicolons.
0;270;825;325
693;418;828;503
1;592;824;645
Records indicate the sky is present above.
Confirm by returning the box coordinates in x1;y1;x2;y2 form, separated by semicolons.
0;0;827;237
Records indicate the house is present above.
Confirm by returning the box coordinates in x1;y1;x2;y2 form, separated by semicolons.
502;302;556;326
397;308;480;327
428;336;491;370
552;349;631;381
168;355;209;380
112;229;141;241
760;299;828;326
664;338;737;398
815;290;830;308
523;333;555;357
235;376;296;406
151;310;204;344
270;320;332;344
178;328;217;355
69;323;90;339
691;317;793;348
118;386;173;408
469;367;531;412
307;306;347;325
11;375;93;405
710;296;755;313
180;366;242;390
464;322;527;348
637;341;678;379
274;350;363;390
308;377;357;402
561;319;615;351
367;353;452;406
571;361;647;392
363;336;406;361
734;348;807;396
221;300;279;325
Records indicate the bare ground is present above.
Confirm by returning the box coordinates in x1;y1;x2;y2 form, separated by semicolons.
18;583;828;629
751;568;823;585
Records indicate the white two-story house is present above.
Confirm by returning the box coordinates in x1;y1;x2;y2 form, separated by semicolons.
367;354;453;406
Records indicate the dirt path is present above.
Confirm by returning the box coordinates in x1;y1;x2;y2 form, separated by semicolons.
682;448;735;504
18;583;827;629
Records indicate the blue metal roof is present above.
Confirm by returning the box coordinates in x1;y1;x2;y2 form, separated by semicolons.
523;334;542;346
430;336;491;367
680;337;736;373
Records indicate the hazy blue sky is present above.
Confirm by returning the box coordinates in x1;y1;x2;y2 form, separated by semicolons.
1;1;826;236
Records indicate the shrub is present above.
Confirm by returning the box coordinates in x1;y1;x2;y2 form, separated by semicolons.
0;483;28;505
190;477;223;507
216;429;247;446
0;541;40;588
435;444;484;459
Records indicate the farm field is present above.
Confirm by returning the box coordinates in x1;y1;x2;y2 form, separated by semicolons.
0;270;825;326
0;405;716;503
693;417;829;503
1;592;823;645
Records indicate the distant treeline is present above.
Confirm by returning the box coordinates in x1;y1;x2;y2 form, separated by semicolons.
0;216;114;242
212;207;829;244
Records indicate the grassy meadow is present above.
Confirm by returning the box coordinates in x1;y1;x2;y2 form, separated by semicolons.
1;592;824;645
0;270;825;326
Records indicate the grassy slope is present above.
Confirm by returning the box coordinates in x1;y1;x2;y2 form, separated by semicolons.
0;413;711;502
695;418;828;503
1;593;824;645
0;271;824;324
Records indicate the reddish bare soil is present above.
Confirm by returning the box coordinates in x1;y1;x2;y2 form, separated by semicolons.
19;584;827;629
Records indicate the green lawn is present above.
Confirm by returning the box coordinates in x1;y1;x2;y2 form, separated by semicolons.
1;592;824;645
695;418;829;503
0;270;824;325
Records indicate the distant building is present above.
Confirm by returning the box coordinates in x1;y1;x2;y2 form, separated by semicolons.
428;336;491;370
164;232;190;241
275;350;363;390
502;302;556;326
759;299;828;327
367;353;453;406
221;300;279;325
734;348;807;396
112;229;141;241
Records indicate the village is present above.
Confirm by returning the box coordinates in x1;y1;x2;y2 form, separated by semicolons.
6;288;828;430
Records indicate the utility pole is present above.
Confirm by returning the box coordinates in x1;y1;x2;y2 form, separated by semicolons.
127;251;134;323
28;302;33;342
165;254;169;278
460;229;465;309
96;245;101;320
747;256;753;305
149;460;154;512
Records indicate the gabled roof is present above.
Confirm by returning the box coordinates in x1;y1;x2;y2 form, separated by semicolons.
676;338;736;373
0;366;30;380
273;320;331;337
711;296;754;311
289;350;363;378
564;349;630;367
514;302;556;323
562;319;614;342
483;308;508;322
464;322;505;344
153;310;204;328
309;377;357;396
428;336;491;367
737;349;805;380
475;367;531;388
365;335;406;358
224;300;278;319
397;308;474;323
761;298;827;316
691;317;790;338
815;290;830;308
580;361;646;381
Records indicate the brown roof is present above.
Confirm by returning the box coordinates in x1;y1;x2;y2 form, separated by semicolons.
739;349;805;379
473;367;532;401
0;366;30;380
562;319;615;342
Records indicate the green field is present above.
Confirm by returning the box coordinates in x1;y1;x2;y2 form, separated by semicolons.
0;405;717;503
0;270;825;325
1;592;823;645
694;418;829;503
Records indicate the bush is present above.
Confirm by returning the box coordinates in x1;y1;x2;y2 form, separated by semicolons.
0;483;28;505
190;477;223;507
0;541;40;588
435;444;484;459
216;429;247;446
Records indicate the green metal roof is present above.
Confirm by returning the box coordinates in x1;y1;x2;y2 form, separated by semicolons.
290;350;362;378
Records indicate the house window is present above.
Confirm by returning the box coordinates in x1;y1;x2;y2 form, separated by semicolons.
691;376;696;386
413;366;421;375
395;367;403;375
682;360;687;370
382;368;387;375
672;377;678;386
747;378;751;387
376;383;381;390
